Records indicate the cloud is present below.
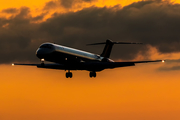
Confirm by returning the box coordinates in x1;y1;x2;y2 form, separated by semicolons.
43;0;96;10
1;8;19;14
60;0;95;8
43;1;58;10
1;0;180;64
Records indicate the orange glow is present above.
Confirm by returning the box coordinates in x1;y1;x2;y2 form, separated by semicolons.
1;0;180;11
0;0;50;10
132;45;180;61
1;0;180;19
1;0;180;119
1;60;180;120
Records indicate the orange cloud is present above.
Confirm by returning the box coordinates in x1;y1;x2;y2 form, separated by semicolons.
132;45;180;61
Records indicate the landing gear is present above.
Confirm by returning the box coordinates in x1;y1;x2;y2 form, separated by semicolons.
89;71;96;78
40;58;45;66
66;71;73;78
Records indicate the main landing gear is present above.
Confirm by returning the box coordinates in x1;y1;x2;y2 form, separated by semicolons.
89;71;96;78
65;71;96;78
66;70;73;78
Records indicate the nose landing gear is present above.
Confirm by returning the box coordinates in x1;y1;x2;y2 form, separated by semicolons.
89;71;96;78
40;58;45;66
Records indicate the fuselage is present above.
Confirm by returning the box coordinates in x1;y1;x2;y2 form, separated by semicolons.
13;40;163;78
36;43;113;64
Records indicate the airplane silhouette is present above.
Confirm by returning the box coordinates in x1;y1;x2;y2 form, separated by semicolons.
13;39;164;78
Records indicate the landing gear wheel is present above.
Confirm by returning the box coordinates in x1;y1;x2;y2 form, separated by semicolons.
89;71;96;78
94;72;96;77
66;72;69;78
66;72;73;78
69;72;72;78
90;73;92;78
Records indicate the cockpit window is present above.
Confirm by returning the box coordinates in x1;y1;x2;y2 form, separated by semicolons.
40;44;53;49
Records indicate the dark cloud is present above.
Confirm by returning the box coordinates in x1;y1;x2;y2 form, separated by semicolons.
60;0;75;8
0;7;44;63
43;0;96;10
1;0;180;64
43;1;58;10
60;0;96;8
32;12;48;21
1;8;19;14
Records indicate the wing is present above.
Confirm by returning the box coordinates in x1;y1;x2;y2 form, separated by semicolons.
87;60;164;69
129;60;164;63
13;63;39;66
13;63;67;70
12;60;164;71
106;60;164;68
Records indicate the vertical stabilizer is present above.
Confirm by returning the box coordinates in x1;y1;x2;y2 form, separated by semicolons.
100;39;114;58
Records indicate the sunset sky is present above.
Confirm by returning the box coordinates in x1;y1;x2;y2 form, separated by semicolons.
1;0;180;120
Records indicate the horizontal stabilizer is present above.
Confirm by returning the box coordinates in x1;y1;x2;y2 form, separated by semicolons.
87;40;143;45
87;39;142;58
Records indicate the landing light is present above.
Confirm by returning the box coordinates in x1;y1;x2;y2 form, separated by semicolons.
12;63;14;66
41;58;45;62
162;60;165;63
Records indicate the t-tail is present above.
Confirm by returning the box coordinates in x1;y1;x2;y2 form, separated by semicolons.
87;39;142;58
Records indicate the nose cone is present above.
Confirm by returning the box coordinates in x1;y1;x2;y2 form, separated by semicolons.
36;48;53;59
36;47;55;59
36;48;45;59
36;43;55;59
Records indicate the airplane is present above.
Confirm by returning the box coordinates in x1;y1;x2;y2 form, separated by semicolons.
12;39;164;78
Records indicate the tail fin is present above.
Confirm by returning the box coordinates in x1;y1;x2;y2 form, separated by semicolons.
101;39;114;58
87;39;142;58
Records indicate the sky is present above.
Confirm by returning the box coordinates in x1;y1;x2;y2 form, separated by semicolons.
1;0;180;120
